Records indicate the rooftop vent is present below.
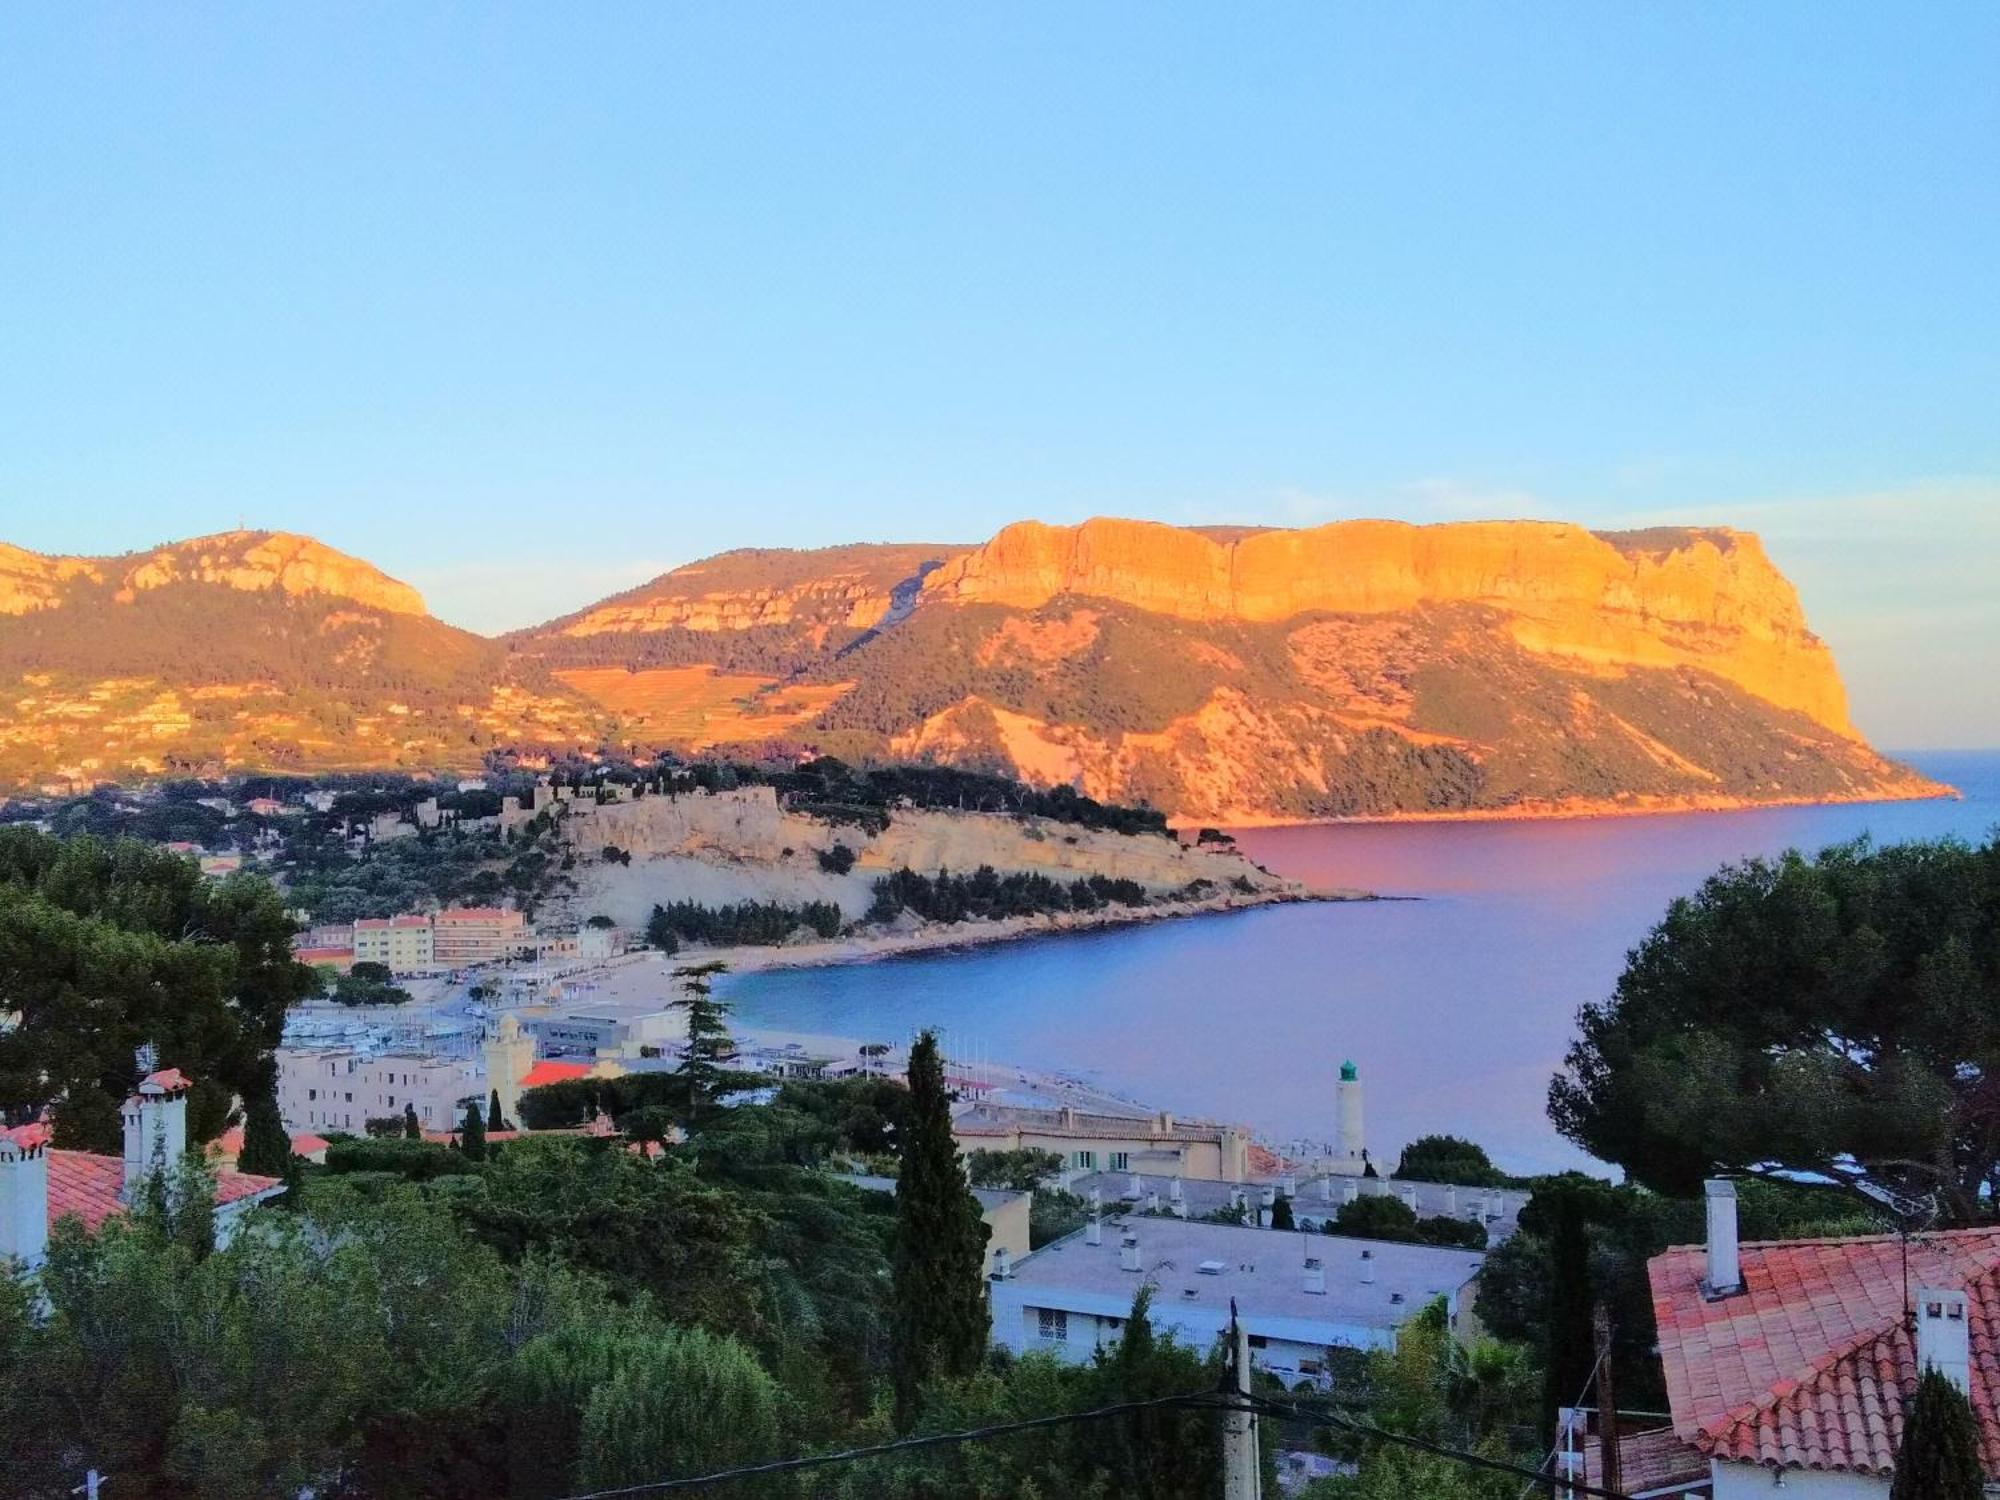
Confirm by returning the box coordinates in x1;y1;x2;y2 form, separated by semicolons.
1197;1259;1228;1276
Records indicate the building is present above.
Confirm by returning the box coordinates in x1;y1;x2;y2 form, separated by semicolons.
1334;1059;1365;1172
0;1070;283;1271
954;1104;1254;1183
990;1215;1484;1387
432;907;525;966
1067;1169;1525;1241
211;1124;331;1167
1603;1179;2000;1498
293;945;355;974
275;1046;484;1134
527;1008;685;1060
840;1174;1031;1279
352;914;435;974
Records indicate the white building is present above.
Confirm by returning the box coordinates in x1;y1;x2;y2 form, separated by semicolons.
275;1046;484;1134
0;1069;283;1272
1067;1169;1525;1241
990;1214;1484;1388
352;915;435;974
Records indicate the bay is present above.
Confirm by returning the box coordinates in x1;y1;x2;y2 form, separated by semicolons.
722;750;2000;1175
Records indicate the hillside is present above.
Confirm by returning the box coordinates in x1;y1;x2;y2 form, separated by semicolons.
0;531;602;787
0;518;1948;820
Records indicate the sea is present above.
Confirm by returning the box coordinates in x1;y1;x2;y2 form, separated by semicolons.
721;751;2000;1176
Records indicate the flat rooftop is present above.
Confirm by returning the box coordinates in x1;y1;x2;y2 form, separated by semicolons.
1004;1215;1484;1332
1068;1170;1525;1240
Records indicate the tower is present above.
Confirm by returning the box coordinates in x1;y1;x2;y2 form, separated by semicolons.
1336;1059;1364;1164
483;1013;534;1127
121;1068;191;1203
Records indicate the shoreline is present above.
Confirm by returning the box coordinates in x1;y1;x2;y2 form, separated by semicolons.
696;882;1355;976
1193;780;1959;832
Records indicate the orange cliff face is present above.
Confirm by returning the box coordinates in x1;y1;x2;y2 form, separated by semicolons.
922;517;1856;737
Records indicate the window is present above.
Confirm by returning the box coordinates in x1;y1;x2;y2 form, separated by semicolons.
308;1088;317;1101
387;1096;396;1107
1070;1150;1096;1171
1109;1151;1129;1172
1248;1335;1268;1349
1036;1308;1069;1343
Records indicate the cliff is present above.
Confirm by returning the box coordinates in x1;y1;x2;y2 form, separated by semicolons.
0;517;1948;821
923;518;1852;734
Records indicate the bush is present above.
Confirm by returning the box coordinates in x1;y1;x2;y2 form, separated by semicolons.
817;843;857;875
646;899;842;948
323;1138;482;1181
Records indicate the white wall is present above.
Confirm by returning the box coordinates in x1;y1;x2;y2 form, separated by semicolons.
1710;1459;1884;1499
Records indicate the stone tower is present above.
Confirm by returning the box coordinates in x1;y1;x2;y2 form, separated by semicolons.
484;1013;534;1126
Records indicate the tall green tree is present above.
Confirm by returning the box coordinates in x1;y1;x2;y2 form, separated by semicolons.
1892;1368;1985;1500
1269;1192;1296;1230
890;1030;989;1426
0;828;314;1149
235;1083;293;1178
672;962;739;1127
488;1089;507;1133
1549;836;2000;1221
461;1100;487;1162
403;1102;422;1139
1539;1184;1596;1444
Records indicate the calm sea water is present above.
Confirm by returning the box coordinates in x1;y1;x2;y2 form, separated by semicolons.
723;751;2000;1174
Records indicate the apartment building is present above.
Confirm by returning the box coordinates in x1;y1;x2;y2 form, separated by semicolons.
275;1046;484;1134
352;915;435;973
433;907;525;966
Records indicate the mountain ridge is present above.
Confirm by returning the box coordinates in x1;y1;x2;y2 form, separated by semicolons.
0;518;1949;819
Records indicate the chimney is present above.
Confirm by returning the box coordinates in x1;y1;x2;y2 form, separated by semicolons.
992;1247;1012;1279
1360;1248;1376;1285
0;1123;51;1269
1443;1185;1457;1215
1323;1175;1336;1202
1342;1179;1359;1205
1400;1185;1417;1211
1169;1178;1184;1203
1703;1179;1742;1298
1146;1190;1161;1214
1917;1287;1972;1393
1126;1173;1141;1197
1281;1175;1297;1197
1302;1257;1326;1296
1172;1198;1187;1219
1120;1232;1141;1273
1085;1215;1102;1246
122;1069;191;1203
1260;1186;1276;1209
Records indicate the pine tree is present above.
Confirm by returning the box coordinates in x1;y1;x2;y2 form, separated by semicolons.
461;1100;487;1162
1540;1184;1596;1446
487;1088;507;1134
403;1102;421;1139
890;1029;990;1427
1270;1192;1295;1230
236;1086;292;1179
672;962;739;1127
1893;1367;1985;1500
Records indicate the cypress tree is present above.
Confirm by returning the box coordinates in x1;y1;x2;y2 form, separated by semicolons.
672;962;739;1127
1893;1367;1985;1500
236;1086;292;1179
461;1100;487;1162
1269;1193;1295;1230
1540;1183;1595;1446
403;1102;421;1139
890;1029;990;1426
487;1088;507;1133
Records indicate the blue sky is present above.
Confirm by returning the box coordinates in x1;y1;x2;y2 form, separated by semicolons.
1;5;1994;746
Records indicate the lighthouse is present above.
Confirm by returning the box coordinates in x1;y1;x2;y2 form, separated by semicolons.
1336;1059;1365;1165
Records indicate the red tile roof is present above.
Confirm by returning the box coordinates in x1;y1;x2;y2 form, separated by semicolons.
1583;1426;1711;1495
212;1126;331;1159
436;907;519;923
520;1060;592;1088
0;1122;51;1154
47;1150;281;1232
138;1068;191;1094
1651;1227;2000;1479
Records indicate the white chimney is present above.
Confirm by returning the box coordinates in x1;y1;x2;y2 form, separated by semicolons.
992;1247;1012;1279
1169;1178;1184;1203
1089;1188;1102;1217
1303;1257;1326;1295
0;1123;51;1269
1146;1190;1161;1213
1085;1215;1102;1246
1260;1186;1276;1208
1323;1175;1336;1202
122;1069;191;1203
1171;1198;1187;1219
1917;1287;1972;1393
1703;1179;1742;1298
1120;1232;1141;1273
1443;1185;1457;1215
1360;1248;1376;1284
1281;1175;1298;1197
1400;1185;1418;1211
1126;1173;1141;1197
1342;1179;1359;1205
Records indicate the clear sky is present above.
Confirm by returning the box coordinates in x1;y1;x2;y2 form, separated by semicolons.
1;6;1994;747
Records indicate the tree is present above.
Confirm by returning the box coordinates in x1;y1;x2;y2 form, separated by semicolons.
237;1084;293;1178
1269;1192;1295;1230
1330;1194;1420;1242
488;1089;507;1134
404;1102;421;1140
965;1147;1062;1192
890;1030;989;1426
1395;1134;1508;1187
672;963;738;1127
461;1101;487;1162
1539;1183;1596;1443
1549;836;2000;1222
1892;1368;1985;1500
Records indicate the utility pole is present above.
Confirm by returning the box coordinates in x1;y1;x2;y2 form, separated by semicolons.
1223;1300;1262;1500
1592;1303;1621;1498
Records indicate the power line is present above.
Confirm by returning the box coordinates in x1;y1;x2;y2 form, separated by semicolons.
1248;1394;1635;1500
552;1391;1235;1499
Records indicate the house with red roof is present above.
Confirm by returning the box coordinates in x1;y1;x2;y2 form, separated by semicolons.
1597;1179;2000;1498
0;1070;284;1272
